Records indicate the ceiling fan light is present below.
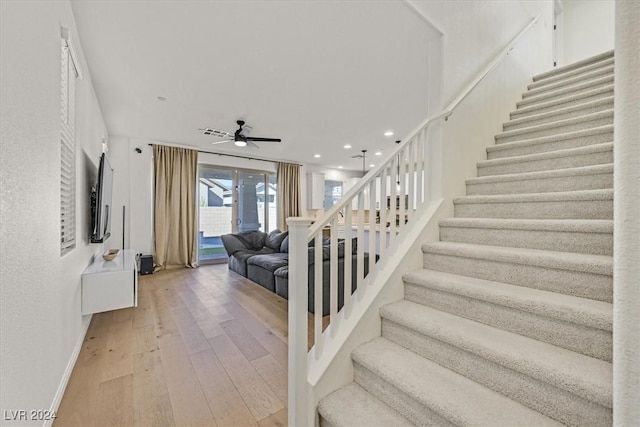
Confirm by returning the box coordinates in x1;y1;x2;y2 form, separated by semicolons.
234;140;247;147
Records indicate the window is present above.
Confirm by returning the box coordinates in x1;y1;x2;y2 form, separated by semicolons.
60;36;78;254
324;180;343;211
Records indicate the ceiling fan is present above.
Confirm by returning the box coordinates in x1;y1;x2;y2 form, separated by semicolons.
199;120;281;149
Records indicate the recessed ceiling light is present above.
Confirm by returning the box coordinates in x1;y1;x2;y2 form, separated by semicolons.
384;130;394;137
157;96;166;102
338;166;343;169
369;164;375;168
314;154;321;158
374;151;382;156
343;144;352;149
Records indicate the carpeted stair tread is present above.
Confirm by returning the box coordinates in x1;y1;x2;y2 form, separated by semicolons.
468;163;613;184
352;338;563;427
318;383;413;427
529;57;614;90
513;85;613;119
421;241;612;275
454;188;613;205
488;125;613;159
504;97;614;130
528;61;614;91
439;217;613;255
495;111;613;143
518;75;613;108
532;50;613;82
453;189;613;220
477;142;613;168
524;65;613;98
402;268;612;331
439;217;612;233
380;301;612;407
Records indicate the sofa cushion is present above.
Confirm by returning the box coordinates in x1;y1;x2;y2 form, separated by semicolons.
220;234;247;256
247;252;289;271
236;230;268;251
280;235;290;253
265;229;288;251
247;253;289;292
228;247;276;277
274;266;289;299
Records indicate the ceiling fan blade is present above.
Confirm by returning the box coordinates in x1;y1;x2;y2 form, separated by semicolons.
245;136;281;142
247;141;260;150
210;139;232;145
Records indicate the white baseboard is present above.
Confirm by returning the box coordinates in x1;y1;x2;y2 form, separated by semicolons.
44;314;92;427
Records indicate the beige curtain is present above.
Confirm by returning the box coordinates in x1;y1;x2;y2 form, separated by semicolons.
277;162;302;231
153;145;198;269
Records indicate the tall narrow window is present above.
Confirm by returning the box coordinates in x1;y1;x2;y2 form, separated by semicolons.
60;36;78;254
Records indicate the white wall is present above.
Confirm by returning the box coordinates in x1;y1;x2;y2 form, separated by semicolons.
562;0;615;64
0;1;107;421
410;0;554;215
613;0;640;423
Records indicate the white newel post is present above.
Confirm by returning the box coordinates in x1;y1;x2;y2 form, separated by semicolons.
287;217;313;427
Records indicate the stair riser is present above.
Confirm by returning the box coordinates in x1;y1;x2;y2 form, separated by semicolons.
467;171;612;196
504;101;613;131
534;52;613;81
454;198;612;220
529;62;614;91
382;321;612;427
523;71;613;99
403;283;612;361
517;80;613;110
422;251;612;301
513;87;613;119
496;116;613;144
439;226;612;255
353;364;457;427
487;131;612;159
478;151;612;176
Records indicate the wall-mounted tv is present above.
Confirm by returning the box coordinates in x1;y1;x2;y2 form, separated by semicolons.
90;153;113;243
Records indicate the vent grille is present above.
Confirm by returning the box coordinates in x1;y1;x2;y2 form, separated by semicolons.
199;128;231;138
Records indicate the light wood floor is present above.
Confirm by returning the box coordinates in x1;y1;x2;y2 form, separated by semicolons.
55;264;307;427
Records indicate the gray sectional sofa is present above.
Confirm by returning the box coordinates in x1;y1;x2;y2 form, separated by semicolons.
221;229;371;315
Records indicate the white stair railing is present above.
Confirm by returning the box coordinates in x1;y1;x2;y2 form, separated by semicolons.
287;15;540;427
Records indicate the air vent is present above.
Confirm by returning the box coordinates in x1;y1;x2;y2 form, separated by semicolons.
199;128;230;138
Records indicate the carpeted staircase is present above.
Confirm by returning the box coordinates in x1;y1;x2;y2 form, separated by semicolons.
318;51;614;427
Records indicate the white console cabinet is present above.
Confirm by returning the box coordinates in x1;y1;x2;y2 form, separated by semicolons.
82;249;138;315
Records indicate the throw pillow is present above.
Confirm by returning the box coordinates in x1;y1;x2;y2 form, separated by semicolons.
265;229;288;250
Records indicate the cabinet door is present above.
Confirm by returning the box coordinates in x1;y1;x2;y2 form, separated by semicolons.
82;271;134;315
308;172;325;210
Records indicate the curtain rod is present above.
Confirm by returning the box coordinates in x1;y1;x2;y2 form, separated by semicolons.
147;143;302;166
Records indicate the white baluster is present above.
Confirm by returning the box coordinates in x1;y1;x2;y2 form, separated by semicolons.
329;217;338;328
343;208;352;310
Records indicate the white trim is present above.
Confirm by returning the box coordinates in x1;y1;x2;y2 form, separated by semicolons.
45;314;92;427
60;26;83;79
401;0;444;35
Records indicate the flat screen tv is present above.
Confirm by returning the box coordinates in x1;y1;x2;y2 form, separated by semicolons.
91;153;113;243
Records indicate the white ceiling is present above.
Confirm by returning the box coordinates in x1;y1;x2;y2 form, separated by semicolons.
71;0;436;171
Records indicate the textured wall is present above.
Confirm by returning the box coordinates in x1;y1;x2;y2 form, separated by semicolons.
0;1;106;421
613;0;640;424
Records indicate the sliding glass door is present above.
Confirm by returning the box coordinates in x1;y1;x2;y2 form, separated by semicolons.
198;166;277;263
